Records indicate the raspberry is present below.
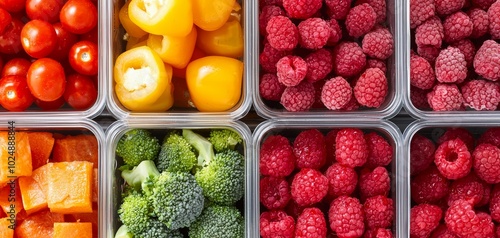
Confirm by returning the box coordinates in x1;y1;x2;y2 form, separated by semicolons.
362;27;394;60
434;138;472;179
364;228;393;238
304;49;333;83
446;199;494;237
325;163;358;198
357;0;387;23
477;213;495;237
410;55;436;90
293;129;326;169
363;195;394;229
412;166;450;204
260;74;286;101
276;55;307;87
364;132;393;168
461;79;500;111
410;0;436;29
260;135;296;177
430;224;458;238
329;196;365;238
280;81;315;111
260;42;291;73
345;3;377;38
468;8;489;38
427;84;464;111
341;95;361;111
297;18;330;50
260;176;291;210
410;204;442;238
327;19;342;46
259;5;286;35
295;208;327;238
435;46;468;83
325;0;352;20
321;76;352;110
473;143;500;184
260;210;295;238
325;129;338;165
336;128;369;168
282;0;322;19
411;87;432;109
359;167;391;201
478;128;500;147
354;68;388;108
410;134;436;175
266;16;299;51
415;17;444;48
333;42;367;78
291;168;328;206
367;59;387;73
473;40;500;81
438;128;475;152
447;176;484;206
472;0;496;9
490;185;500;222
443;12;473;43
435;0;465;15
417;45;441;63
451;39;476;68
489;1;500;39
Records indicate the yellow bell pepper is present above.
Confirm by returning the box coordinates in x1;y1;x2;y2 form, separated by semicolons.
172;47;206;79
192;0;235;31
147;27;197;69
229;1;242;22
197;20;243;58
114;46;173;111
119;1;148;38
128;0;193;37
186;56;243;112
126;34;149;50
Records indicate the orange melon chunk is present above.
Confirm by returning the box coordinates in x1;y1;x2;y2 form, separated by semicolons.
52;135;98;168
67;209;98;238
31;164;50;198
54;222;92;238
27;132;54;170
0;179;23;216
15;209;64;238
0;132;32;187
0;217;14;238
18;176;47;215
92;168;98;203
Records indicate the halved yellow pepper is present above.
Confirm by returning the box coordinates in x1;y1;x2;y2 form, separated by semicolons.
147;27;197;69
197;20;243;58
128;0;193;37
229;1;242;22
132;64;174;112
119;1;148;38
186;56;243;112
192;0;236;31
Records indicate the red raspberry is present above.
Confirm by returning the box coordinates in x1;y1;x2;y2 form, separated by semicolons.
336;128;369;168
260;210;295;238
472;0;496;9
259;5;286;35
260;135;296;177
430;224;458;238
435;46;467;83
304;49;333;83
446;199;494;237
357;0;387;23
473;143;500;184
293;129;326;169
266;16;298;51
473;40;500;81
280;81;315;111
489;0;500;39
325;163;358;198
417;45;441;63
291;168;328;206
341;95;361;111
354;68;388;108
461;79;500;111
260;74;286;101
437;128;475;152
411;87;432;109
364;228;393;238
367;59;387;73
468;8;489;38
443;12;473;43
260;42;291;73
427;84;464;111
410;134;436;175
410;0;436;29
325;0;352;20
321;76;352;110
434;138;472;179
276;55;307;87
435;0;465;15
451;39;475;68
363;195;394;229
447;176;484;206
295;208;327;238
333;42;367;78
490;185;500;222
345;3;377;38
410;55;436;90
329;196;365;238
260;176;291;210
478;128;500;147
477;213;495;238
359;167;391;201
415;17;444;48
362;27;394;60
297;18;330;50
327;19;342;46
282;0;322;19
410;204;442;238
364;132;393;168
412;166;450;204
325;129;338;165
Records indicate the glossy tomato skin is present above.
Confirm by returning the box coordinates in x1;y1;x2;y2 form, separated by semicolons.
60;0;98;34
35;96;65;110
0;18;23;54
0;7;11;34
1;58;31;77
0;0;25;13
26;0;64;23
49;22;78;61
0;75;35;111
69;40;98;76
27;58;66;101
63;73;97;109
21;20;58;58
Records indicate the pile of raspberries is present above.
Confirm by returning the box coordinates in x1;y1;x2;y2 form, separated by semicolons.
259;128;395;237
410;0;500;111
258;0;394;112
410;127;500;237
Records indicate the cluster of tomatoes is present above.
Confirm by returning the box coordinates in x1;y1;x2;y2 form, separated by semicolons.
0;0;98;111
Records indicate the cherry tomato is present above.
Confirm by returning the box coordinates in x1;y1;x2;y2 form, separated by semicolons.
0;7;11;34
27;58;66;101
79;26;98;44
35;96;65;110
63;73;97;109
26;0;64;23
0;0;25;13
60;0;98;34
21;20;57;58
49;23;78;61
0;18;23;54
1;58;31;77
0;75;34;111
69;40;98;76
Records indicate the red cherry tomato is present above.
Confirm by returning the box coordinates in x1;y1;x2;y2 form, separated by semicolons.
1;58;31;77
26;0;64;23
49;22;78;61
60;0;98;34
63;73;97;109
21;20;58;59
0;0;25;13
79;26;98;44
0;75;34;111
69;40;98;76
35;96;65;110
27;58;66;101
0;7;11;34
0;18;23;54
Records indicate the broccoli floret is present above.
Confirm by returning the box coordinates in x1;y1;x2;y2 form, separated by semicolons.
114;225;134;238
182;129;215;169
116;129;161;167
195;150;244;205
118;192;151;235
121;160;160;192
156;131;197;173
189;205;244;238
135;219;183;238
208;129;243;152
149;171;204;230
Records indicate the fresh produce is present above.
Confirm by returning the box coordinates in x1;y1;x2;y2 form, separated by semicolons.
189;205;244;238
115;129;161;168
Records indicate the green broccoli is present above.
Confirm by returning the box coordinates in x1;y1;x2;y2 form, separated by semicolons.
156;131;197;173
116;129;161;167
121;160;160;192
208;129;243;152
114;225;134;238
182;129;215;169
189;205;244;238
135;219;183;238
118;192;151;235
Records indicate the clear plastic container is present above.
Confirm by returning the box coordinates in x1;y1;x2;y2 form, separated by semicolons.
251;0;403;119
105;0;252;121
104;120;253;237
252;119;404;237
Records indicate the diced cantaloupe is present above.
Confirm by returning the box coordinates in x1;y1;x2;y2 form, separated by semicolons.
0;132;32;187
18;176;46;215
27;132;54;170
92;168;98;203
15;209;64;238
0;217;14;238
31;164;49;198
0;179;23;216
52;135;98;168
67;209;98;238
53;222;92;238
